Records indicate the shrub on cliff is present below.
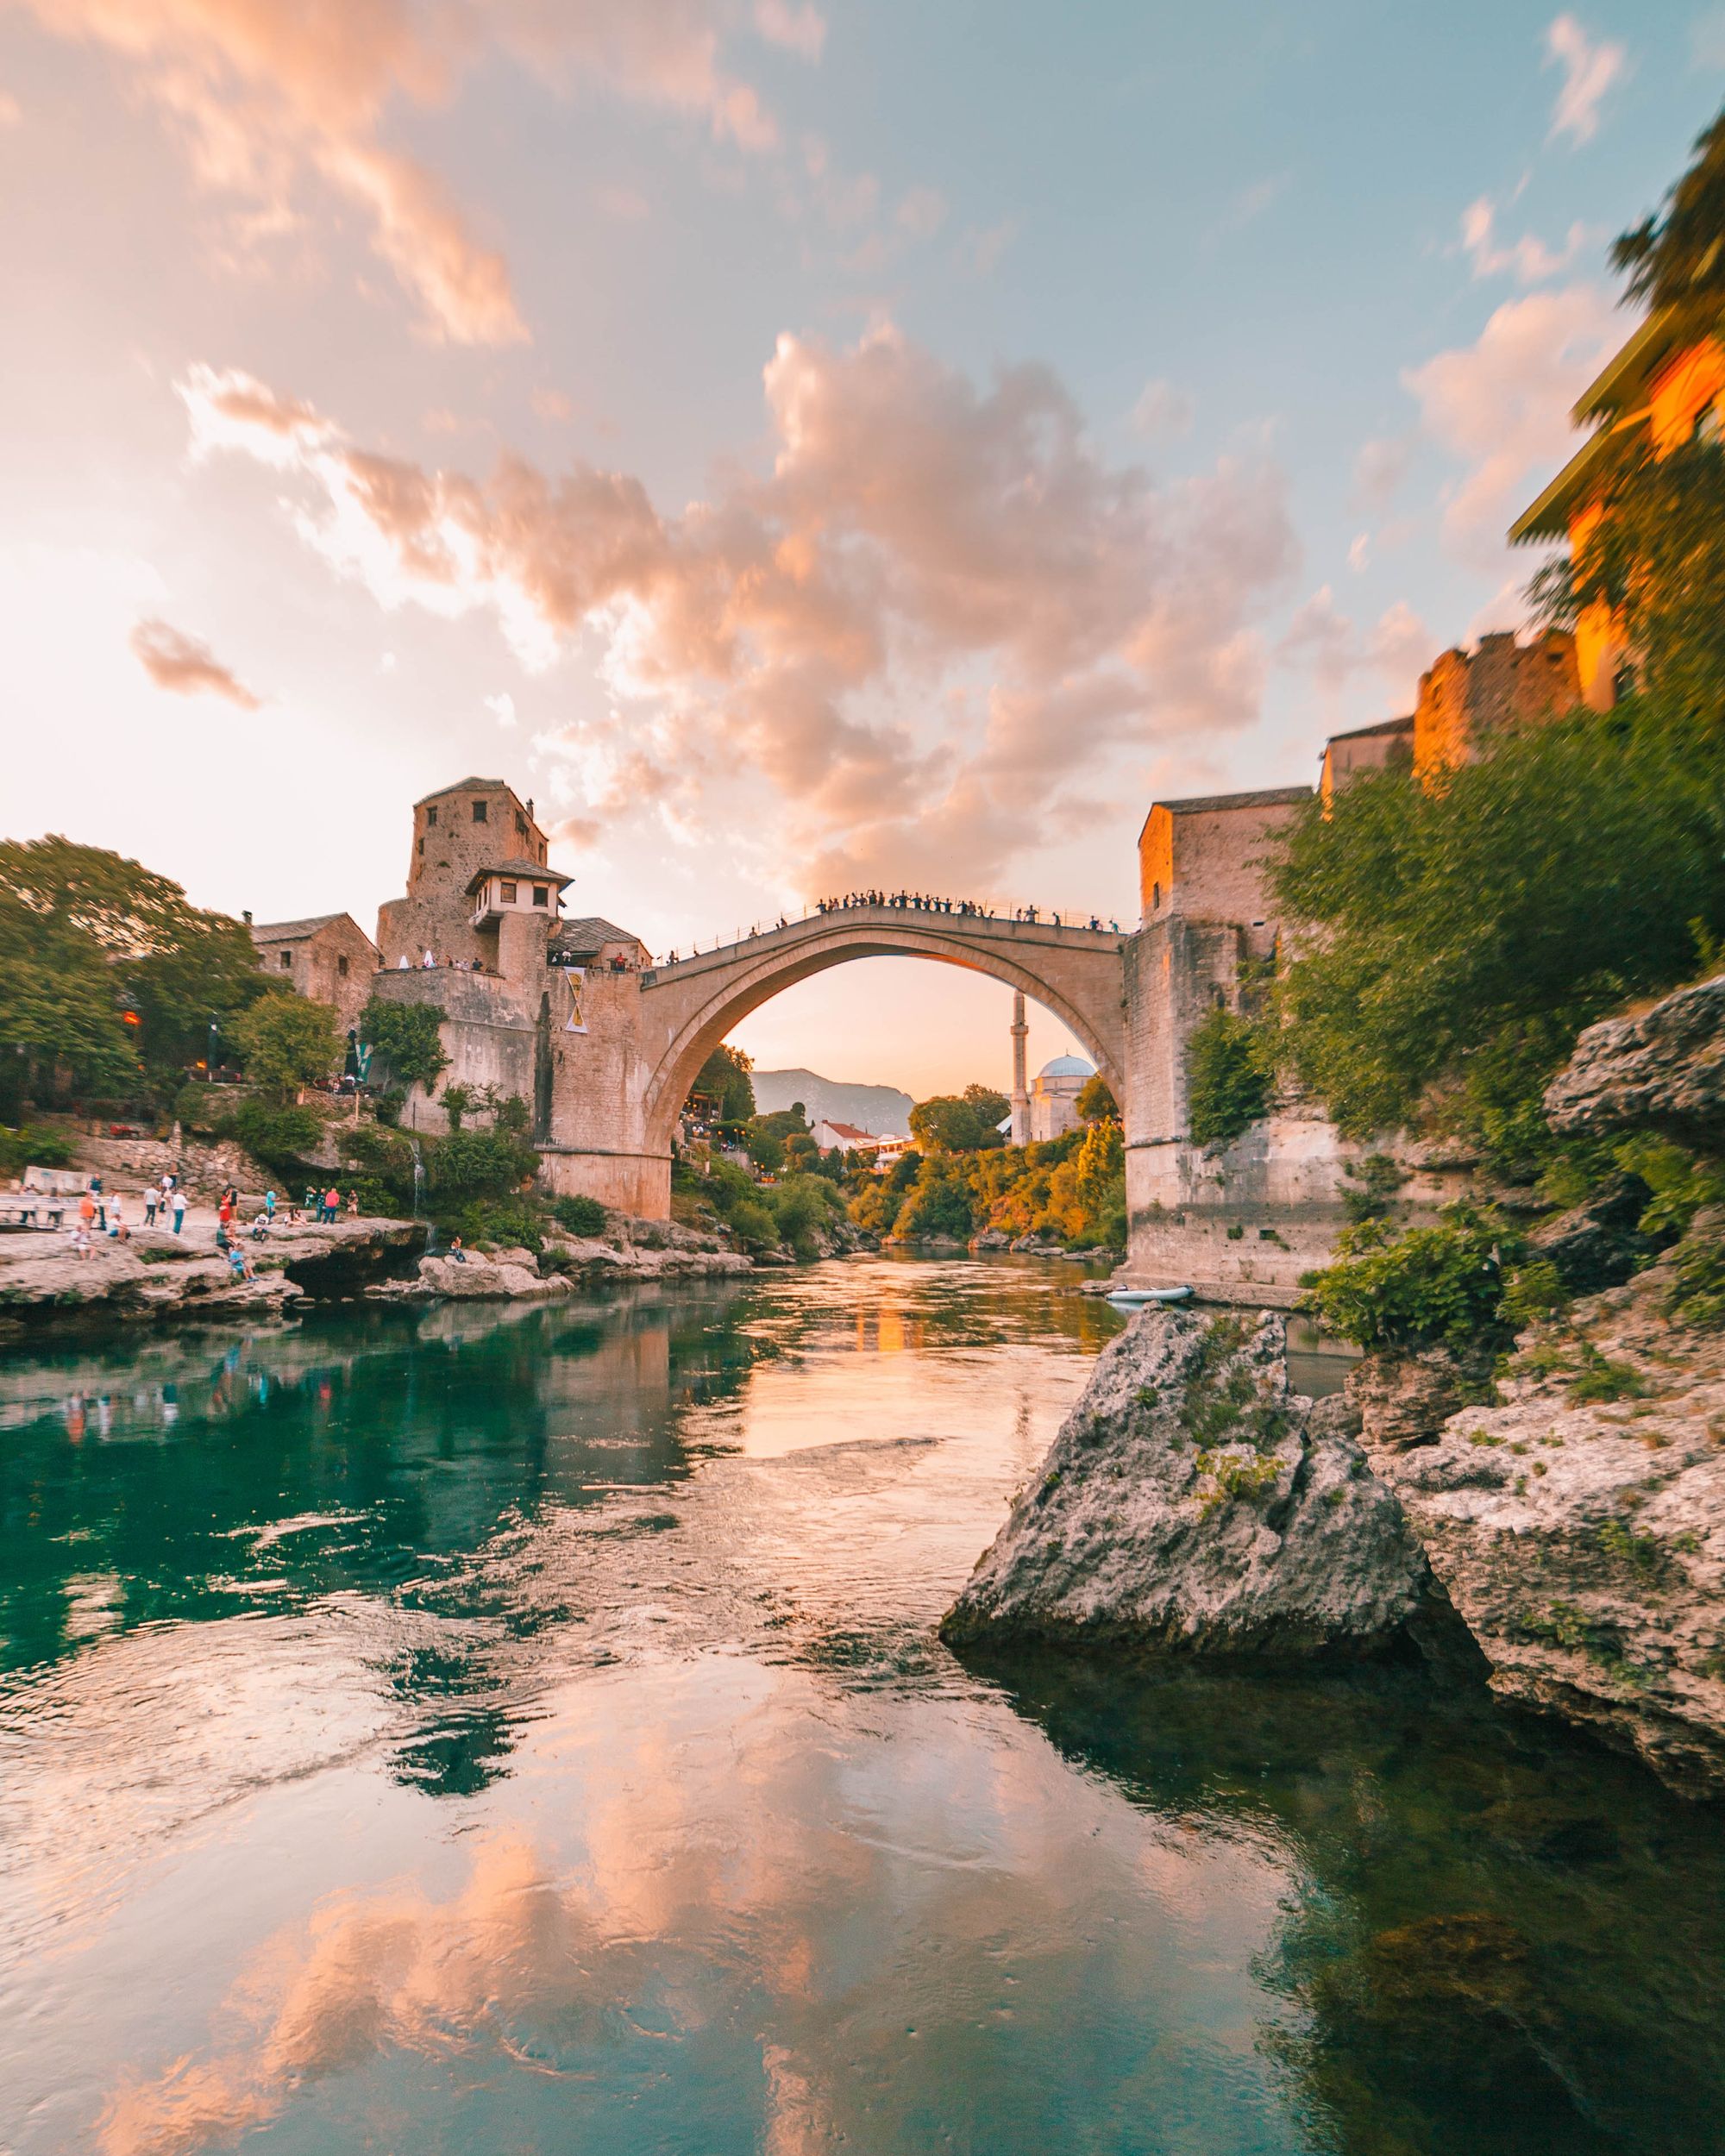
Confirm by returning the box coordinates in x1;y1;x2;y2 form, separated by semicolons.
552;1193;607;1238
1300;1203;1518;1351
1271;704;1725;1166
232;1100;323;1177
360;997;448;1096
425;1128;537;1201
1186;1007;1276;1149
894;1158;975;1239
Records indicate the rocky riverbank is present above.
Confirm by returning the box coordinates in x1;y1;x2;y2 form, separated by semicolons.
947;971;1725;1800
0;1215;423;1337
942;1307;1446;1659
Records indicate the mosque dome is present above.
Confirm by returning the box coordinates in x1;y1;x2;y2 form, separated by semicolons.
1038;1054;1095;1079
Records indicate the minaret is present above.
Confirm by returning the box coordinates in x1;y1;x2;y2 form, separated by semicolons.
1009;991;1030;1145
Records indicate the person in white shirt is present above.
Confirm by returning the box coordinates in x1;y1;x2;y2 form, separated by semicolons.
170;1188;187;1233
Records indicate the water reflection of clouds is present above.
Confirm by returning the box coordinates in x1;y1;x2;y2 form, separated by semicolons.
95;1658;1295;2156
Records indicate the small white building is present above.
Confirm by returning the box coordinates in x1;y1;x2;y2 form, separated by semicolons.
812;1119;878;1154
869;1133;914;1172
1029;1054;1094;1143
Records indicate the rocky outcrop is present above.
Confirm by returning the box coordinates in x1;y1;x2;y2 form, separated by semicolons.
542;1235;753;1281
0;1216;421;1335
1544;973;1725;1150
1356;1257;1725;1800
942;1308;1440;1658
411;1252;571;1300
1526;1170;1660;1293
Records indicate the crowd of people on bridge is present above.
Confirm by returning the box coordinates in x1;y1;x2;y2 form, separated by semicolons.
656;893;1120;964
813;891;1120;931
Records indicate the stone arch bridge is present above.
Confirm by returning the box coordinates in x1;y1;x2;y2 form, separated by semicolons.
531;906;1126;1218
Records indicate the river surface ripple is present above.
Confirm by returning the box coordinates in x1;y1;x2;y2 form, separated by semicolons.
1;1256;1722;2156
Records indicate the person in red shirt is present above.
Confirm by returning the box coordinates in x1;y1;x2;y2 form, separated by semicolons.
323;1186;341;1225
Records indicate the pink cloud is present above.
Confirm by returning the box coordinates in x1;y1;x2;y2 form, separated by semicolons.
22;0;811;344
1458;195;1593;284
1544;14;1628;145
1402;284;1618;556
179;323;1296;889
1277;587;1432;713
130;618;262;708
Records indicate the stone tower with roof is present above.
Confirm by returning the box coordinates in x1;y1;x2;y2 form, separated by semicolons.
376;777;560;974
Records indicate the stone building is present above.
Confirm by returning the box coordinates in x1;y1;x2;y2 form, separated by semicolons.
1412;629;1579;777
1028;1055;1092;1143
1318;712;1414;805
248;912;378;1031
377;777;556;970
1511;305;1725;706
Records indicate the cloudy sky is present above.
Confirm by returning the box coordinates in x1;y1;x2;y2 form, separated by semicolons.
1;2;1716;1093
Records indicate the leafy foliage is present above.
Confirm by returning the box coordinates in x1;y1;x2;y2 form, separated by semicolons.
894;1156;976;1239
909;1085;1008;1152
0;1124;73;1179
440;1082;477;1131
1609;107;1725;318
1075;1074;1119;1124
228;993;340;1102
551;1193;608;1238
0;836;265;1107
359;997;449;1094
1270;705;1725;1161
1186;1006;1276;1148
1532;433;1725;711
424;1128;537;1202
1299;1204;1515;1351
687;1043;756;1122
1668;1213;1725;1329
231;1101;323;1176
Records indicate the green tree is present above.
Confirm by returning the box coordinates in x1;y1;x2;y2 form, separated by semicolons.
1075;1074;1119;1125
895;1157;975;1239
909;1087;1007;1152
1186;1006;1276;1149
0;837;265;1105
424;1129;538;1201
360;996;449;1094
1610;105;1725;317
1270;705;1725;1163
229;993;340;1102
688;1043;756;1121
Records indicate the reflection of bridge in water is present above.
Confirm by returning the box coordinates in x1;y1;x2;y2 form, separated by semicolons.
634;906;1129;1163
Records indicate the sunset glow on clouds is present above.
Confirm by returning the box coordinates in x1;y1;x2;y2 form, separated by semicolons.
0;2;1709;1085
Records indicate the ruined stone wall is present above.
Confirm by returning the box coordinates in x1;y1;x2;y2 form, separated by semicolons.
1414;630;1580;776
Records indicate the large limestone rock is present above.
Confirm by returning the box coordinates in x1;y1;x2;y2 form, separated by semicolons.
1358;1257;1725;1800
414;1252;570;1300
1544;973;1725;1150
942;1309;1439;1657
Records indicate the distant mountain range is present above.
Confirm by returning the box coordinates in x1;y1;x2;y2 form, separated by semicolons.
750;1068;915;1137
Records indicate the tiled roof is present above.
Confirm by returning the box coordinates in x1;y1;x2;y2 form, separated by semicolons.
551;915;643;956
1323;715;1414;746
251;912;373;947
465;858;574;893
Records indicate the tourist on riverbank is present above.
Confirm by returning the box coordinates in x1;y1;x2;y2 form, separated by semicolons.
448;1236;467;1263
264;1190;277;1225
169;1188;186;1233
143;1187;158;1228
322;1186;341;1224
346;1190;358;1217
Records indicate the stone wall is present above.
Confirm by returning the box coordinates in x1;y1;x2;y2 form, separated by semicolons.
1414;630;1579;777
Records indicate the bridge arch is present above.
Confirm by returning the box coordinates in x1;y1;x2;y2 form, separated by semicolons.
636;908;1126;1156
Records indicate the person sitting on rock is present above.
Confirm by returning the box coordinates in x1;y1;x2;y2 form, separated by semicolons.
448;1236;467;1263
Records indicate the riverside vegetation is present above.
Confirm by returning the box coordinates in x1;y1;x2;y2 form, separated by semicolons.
950;113;1725;1798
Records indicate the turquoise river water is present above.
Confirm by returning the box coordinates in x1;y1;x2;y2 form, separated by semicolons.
1;1256;1722;2155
